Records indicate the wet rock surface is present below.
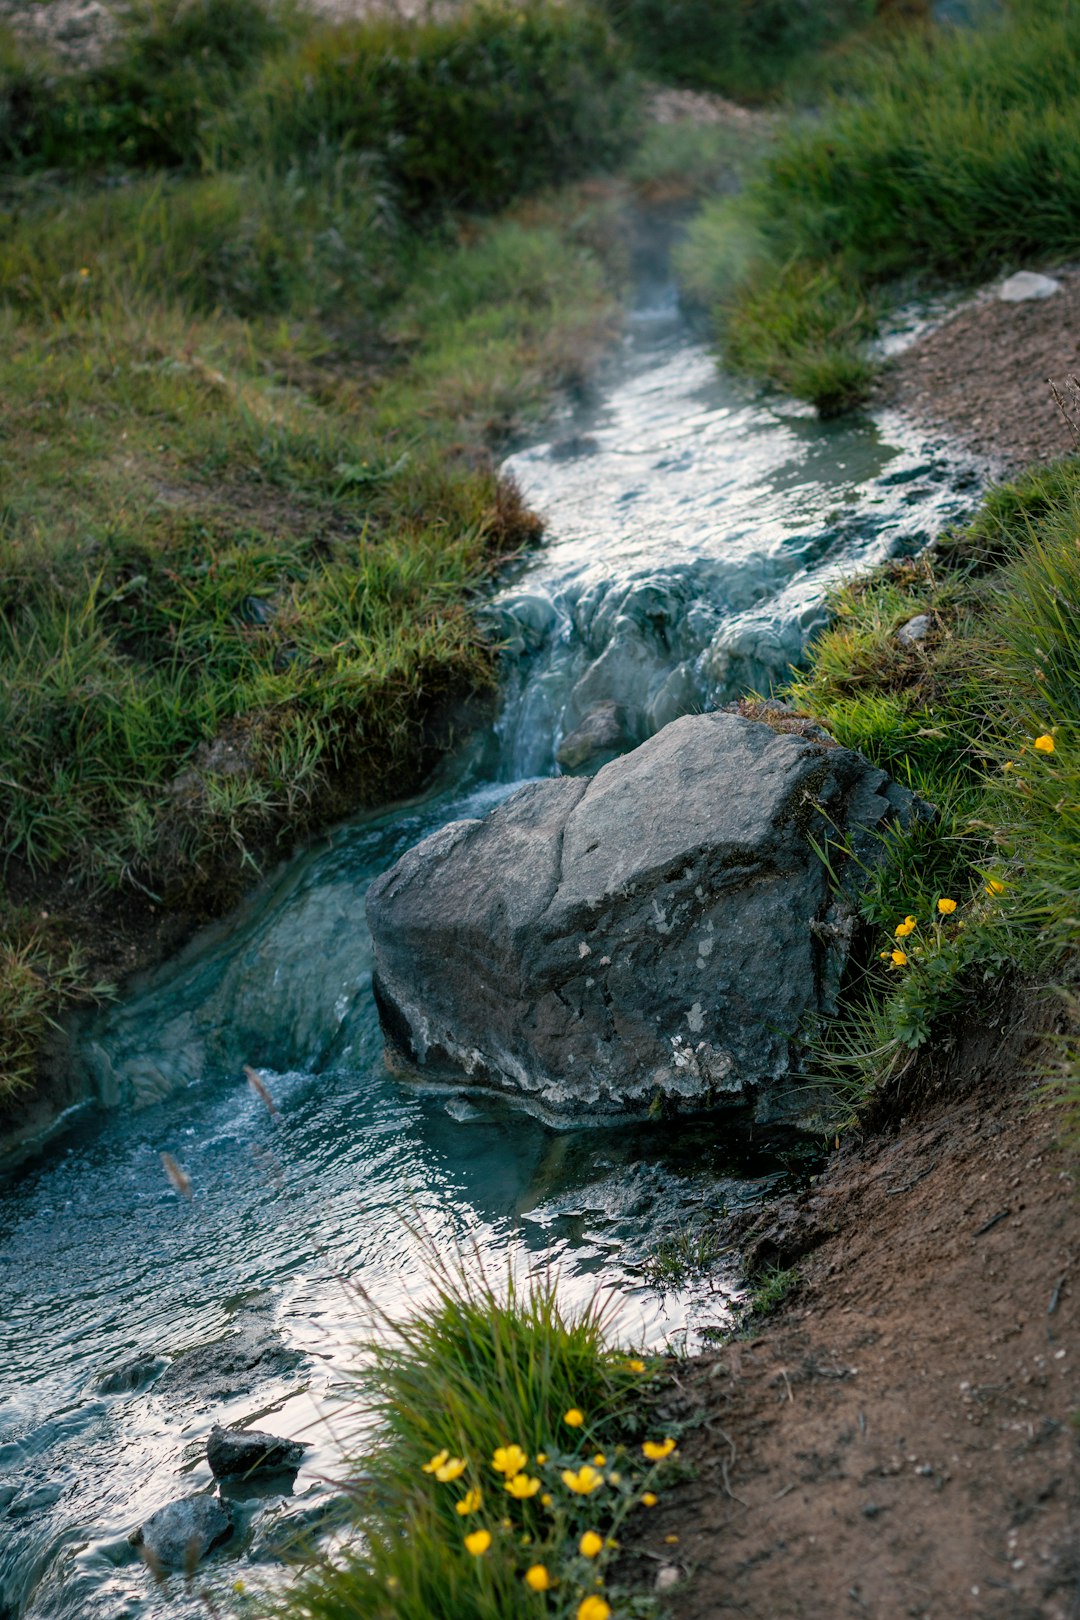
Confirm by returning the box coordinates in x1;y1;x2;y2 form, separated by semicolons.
155;1319;306;1405
129;1496;232;1571
207;1424;306;1481
368;712;916;1122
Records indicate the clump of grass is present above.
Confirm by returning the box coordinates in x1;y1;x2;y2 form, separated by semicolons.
0;933;111;1106
219;1;639;215
641;1225;728;1289
600;0;876;100
790;457;1080;1114
275;1265;673;1620
678;2;1080;411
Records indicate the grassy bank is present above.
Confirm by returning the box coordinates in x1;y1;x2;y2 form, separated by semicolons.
781;457;1080;1130
265;1269;675;1620
0;0;640;1111
676;0;1080;411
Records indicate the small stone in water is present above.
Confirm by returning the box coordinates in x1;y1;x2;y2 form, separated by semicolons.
207;1423;305;1480
130;1495;232;1570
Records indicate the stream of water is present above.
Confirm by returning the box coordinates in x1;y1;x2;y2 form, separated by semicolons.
0;274;983;1619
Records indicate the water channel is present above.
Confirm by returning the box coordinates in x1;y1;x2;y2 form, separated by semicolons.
0;263;983;1618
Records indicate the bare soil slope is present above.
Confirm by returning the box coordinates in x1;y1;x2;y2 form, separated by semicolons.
879;273;1080;475
627;1003;1079;1620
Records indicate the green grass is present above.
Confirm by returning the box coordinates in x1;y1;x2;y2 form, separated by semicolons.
0;0;638;1110
271;1266;673;1620
786;460;1080;1113
676;0;1080;411
599;0;877;100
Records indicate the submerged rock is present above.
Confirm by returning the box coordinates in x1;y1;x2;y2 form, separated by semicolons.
155;1317;306;1405
367;712;917;1123
556;701;632;771
130;1495;231;1571
207;1423;305;1481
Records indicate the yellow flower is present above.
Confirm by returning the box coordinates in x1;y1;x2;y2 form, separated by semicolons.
577;1597;611;1620
986;878;1006;896
563;1408;584;1427
641;1491;658;1507
1034;733;1055;753
890;949;908;967
422;1448;450;1474
505;1473;541;1499
492;1444;528;1478
386;1576;399;1590
580;1530;603;1558
435;1456;467;1483
456;1487;483;1516
536;1452;548;1464
665;1533;679;1545
626;1359;646;1373
464;1529;491;1556
894;917;916;938
562;1464;604;1495
524;1565;552;1592
879;951;890;960
607;1471;621;1484
937;898;957;915
642;1438;676;1461
1003;760;1015;772
541;1493;553;1508
592;1453;606;1466
78;267;90;278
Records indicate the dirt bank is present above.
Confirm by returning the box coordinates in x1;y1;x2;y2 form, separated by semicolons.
625;995;1079;1620
878;272;1080;476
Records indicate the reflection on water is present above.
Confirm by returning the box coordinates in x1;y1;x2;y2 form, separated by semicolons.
0;282;983;1619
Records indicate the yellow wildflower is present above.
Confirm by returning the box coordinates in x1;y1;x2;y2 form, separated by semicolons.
464;1529;491;1556
78;267;90;278
607;1471;621;1484
562;1464;605;1495
541;1493;553;1508
564;1408;584;1427
1034;733;1055;753
422;1449;450;1474
580;1530;603;1558
577;1597;611;1620
627;1359;646;1373
937;898;957;915
536;1452;548;1464
501;1517;512;1529
505;1473;541;1499
642;1438;676;1461
1003;760;1015;772
524;1565;552;1592
492;1444;528;1478
894;917;916;938
592;1453;606;1466
890;949;908;967
665;1534;679;1545
435;1456;467;1483
879;951;890;960
455;1487;483;1516
986;878;1006;896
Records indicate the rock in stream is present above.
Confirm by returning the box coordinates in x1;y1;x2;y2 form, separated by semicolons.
367;712;918;1123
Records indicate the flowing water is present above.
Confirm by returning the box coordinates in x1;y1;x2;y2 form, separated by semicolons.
0;271;983;1619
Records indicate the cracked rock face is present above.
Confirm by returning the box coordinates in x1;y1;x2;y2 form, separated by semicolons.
366;713;916;1123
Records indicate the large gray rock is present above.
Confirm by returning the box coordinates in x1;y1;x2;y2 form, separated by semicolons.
367;713;916;1123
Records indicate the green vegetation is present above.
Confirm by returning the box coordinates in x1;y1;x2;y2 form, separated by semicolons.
677;0;1080;411
0;0;639;1107
600;0;877;100
786;459;1080;1118
641;1223;728;1288
273;1268;673;1620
